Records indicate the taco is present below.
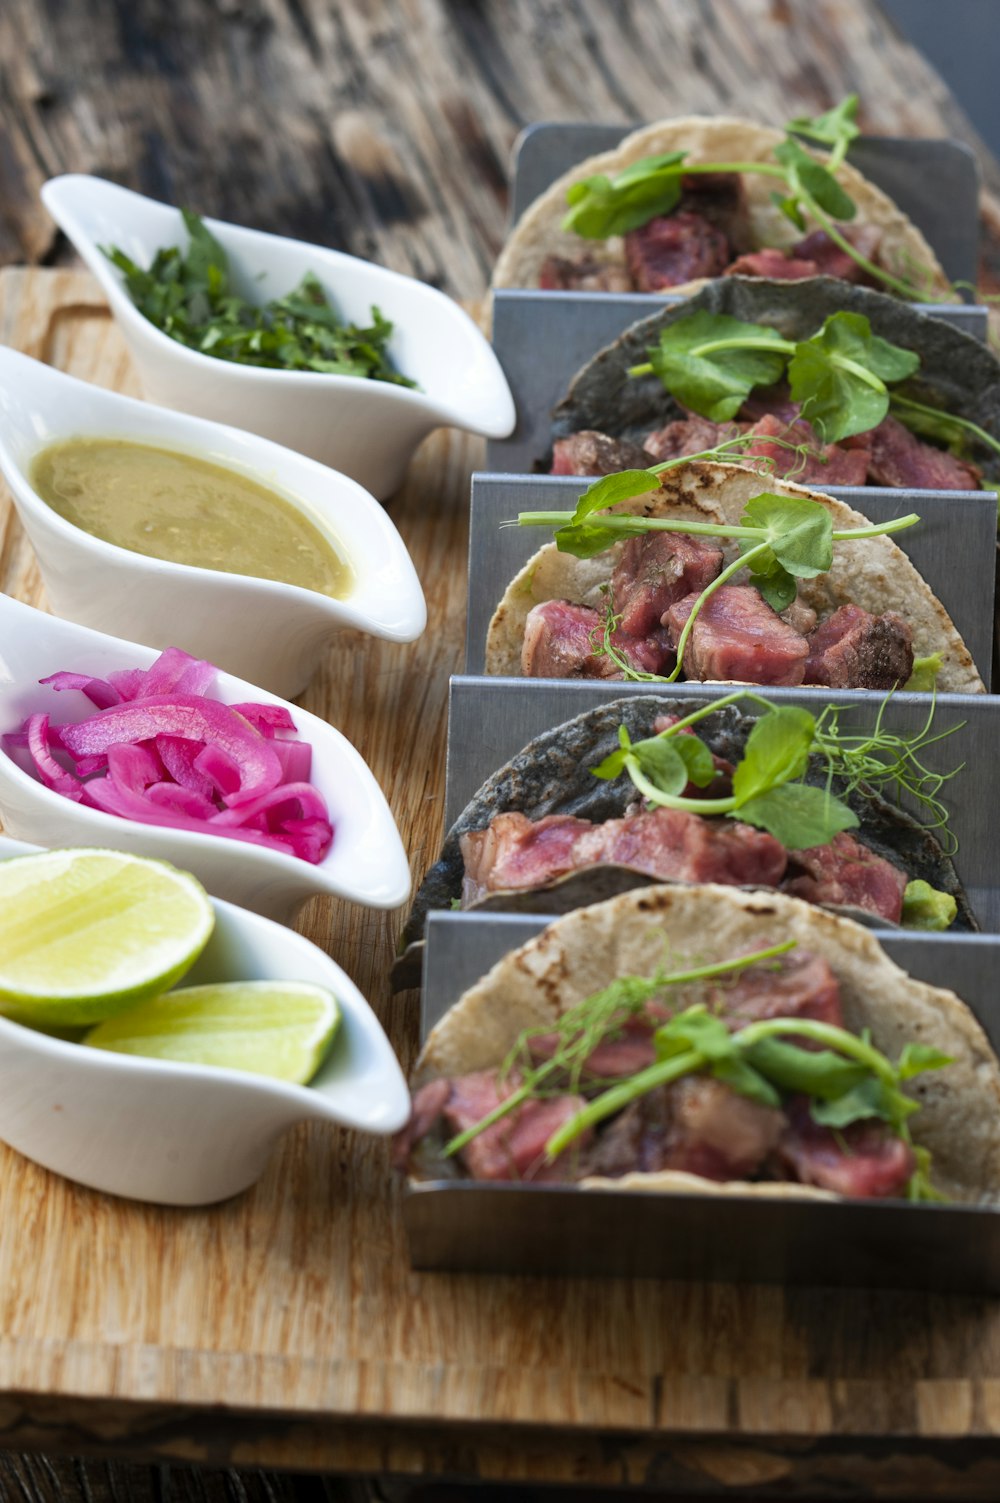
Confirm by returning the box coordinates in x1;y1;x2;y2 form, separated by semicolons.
485;460;984;694
492;110;952;300
393;694;976;988
542;279;1000;490
396;885;1000;1203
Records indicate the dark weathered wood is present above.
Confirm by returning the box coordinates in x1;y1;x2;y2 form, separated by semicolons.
1;3;1000;1499
0;0;999;297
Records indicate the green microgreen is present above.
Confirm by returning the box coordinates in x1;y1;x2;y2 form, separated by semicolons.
629;310;922;443
103;211;417;387
590;687;964;857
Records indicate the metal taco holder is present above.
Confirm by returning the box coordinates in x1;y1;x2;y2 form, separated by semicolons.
465;473;997;694
444;677;1000;933
403;909;1000;1292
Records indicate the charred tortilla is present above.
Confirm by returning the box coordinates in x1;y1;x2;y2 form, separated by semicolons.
484;460;985;694
544;278;1000;477
410;885;1000;1205
492;116;951;299
393;696;976;988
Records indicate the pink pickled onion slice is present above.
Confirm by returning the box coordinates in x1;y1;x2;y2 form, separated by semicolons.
146;782;218;820
39;672;121;709
230;702;297;737
140;648;217;699
193;742;242;799
106;741;165;793
85;777;322;855
209;781;330;829
24;714;88;801
59;696;282;801
106;668;147;702
273;739;312;782
155;735;216;799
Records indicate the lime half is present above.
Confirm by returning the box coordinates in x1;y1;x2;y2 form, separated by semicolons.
0;848;215;1026
82;981;341;1084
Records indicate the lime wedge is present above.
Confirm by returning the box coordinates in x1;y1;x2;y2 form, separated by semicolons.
0;848;214;1026
82;981;341;1084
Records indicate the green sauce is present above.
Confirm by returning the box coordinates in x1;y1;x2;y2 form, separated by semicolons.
31;438;353;599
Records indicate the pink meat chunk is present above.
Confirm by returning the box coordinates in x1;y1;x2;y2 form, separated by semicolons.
527;1019;658;1081
866;415;982;490
624;211;732;290
520;600;674;680
642;415;747;462
664;1076;787;1179
442;1071;590;1182
776;1096;915;1198
611;531;724;637
664;585;810;685
716;950;845;1029
538;254;633;292
391;1077;452;1171
724;248;821;280
459;806;788;905
743;413;872;486
791;226;882;283
550;429;653;476
782;830;909;923
804;603;914;690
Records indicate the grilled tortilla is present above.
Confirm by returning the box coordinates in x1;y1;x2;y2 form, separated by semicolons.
393;695;976;989
492;115;951;298
411;885;1000;1204
484;460;985;694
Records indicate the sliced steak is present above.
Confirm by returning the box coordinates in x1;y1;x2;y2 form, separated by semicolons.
678;172;750;247
743;413;872;486
716;950;844;1029
661;1076;786;1180
867;415;982;490
538;254;633;292
739;385;801;425
782;830;909;923
791;226;882;284
775;1095;915;1198
460;806;787;903
611;531;724;637
391;1077;452;1171
583;1088;673;1177
652;713;735;797
521;599;674;680
624;211;732;290
724;248;821;280
441;1070;590;1182
805;604;914;690
527;1019;658;1081
550;429;653;476
642;415;746;462
664;584;810;685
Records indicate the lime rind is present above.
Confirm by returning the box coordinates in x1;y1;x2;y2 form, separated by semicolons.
82;981;341;1085
0;848;215;1025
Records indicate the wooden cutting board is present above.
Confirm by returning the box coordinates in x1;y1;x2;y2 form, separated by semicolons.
2;266;1000;1496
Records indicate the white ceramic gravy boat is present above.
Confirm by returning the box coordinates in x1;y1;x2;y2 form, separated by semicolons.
0;348;426;697
0;835;409;1205
0;594;410;922
41;174;516;499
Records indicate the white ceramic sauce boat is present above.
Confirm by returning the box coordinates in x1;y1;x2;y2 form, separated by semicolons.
0;595;411;922
41;174;516;499
0;835;410;1205
0;348;426;698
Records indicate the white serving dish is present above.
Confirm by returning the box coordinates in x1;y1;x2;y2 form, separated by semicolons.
0;348;426;697
41;174;516;499
0;594;410;922
0;835;409;1205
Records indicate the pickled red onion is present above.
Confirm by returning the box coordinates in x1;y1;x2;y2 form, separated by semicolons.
2;649;334;863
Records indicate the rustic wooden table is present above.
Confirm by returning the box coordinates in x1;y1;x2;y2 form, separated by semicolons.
2;3;1000;1499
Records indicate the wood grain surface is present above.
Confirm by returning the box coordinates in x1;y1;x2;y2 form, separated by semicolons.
2;0;1000;1496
